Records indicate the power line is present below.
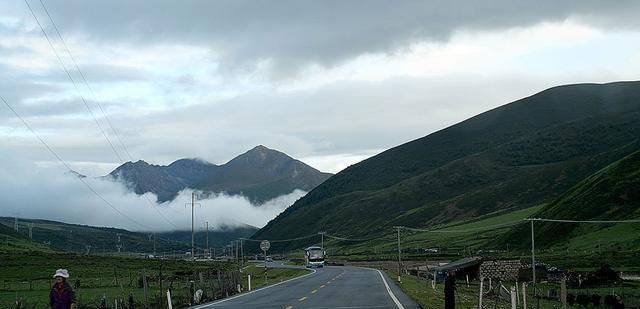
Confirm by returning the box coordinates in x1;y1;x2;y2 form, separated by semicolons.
24;0;124;163
526;218;640;224
1;95;151;230
400;219;525;234
241;233;319;243
37;0;133;160
324;233;382;242
29;0;182;230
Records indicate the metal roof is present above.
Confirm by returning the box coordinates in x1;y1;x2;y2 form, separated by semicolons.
432;256;483;272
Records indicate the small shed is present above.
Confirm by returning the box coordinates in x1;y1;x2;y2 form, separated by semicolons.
431;256;483;282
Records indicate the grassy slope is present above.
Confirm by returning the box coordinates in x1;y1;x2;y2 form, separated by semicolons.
0;217;258;254
0;217;192;254
504;149;640;250
255;81;640;243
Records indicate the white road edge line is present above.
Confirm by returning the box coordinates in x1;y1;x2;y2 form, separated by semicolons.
190;268;317;309
375;269;405;309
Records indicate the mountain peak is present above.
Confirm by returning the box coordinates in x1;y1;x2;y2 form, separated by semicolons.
128;159;149;166
230;145;291;165
252;145;269;151
105;146;332;203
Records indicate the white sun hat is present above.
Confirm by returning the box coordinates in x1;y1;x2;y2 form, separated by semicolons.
53;269;69;278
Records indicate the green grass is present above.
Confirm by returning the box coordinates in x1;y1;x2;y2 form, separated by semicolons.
385;269;640;308
320;205;542;261
0;251;232;308
240;263;310;290
0;252;311;309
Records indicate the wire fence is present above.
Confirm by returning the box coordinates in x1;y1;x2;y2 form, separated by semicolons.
3;266;245;309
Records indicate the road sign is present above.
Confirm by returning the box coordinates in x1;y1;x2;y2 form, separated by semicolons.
260;240;270;251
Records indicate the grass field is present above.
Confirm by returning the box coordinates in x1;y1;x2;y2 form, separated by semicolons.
0;250;311;309
240;263;310;290
320;204;640;273
324;205;543;259
0;251;232;308
385;269;640;308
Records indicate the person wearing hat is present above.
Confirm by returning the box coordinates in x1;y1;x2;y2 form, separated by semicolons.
49;269;76;309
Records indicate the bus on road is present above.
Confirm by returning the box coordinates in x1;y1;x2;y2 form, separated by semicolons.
304;246;325;268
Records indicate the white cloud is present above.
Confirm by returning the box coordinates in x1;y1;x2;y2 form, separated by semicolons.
0;151;305;231
1;2;640;226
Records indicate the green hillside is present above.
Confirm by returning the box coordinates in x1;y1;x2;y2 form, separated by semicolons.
505;149;640;249
0;217;256;255
0;223;53;254
254;81;640;243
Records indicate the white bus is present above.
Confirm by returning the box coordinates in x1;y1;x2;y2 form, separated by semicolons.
304;246;326;268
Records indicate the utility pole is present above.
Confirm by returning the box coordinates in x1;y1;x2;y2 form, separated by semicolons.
28;223;33;239
191;192;195;260
530;219;536;290
394;226;402;282
14;217;18;232
185;192;200;261
236;240;239;263
240;238;244;266
206;221;209;258
240;239;244;265
153;233;156;257
116;233;122;254
318;232;325;249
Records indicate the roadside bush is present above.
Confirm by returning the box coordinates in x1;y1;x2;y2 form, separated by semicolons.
576;294;590;307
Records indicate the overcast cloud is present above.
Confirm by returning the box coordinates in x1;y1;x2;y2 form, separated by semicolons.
1;1;640;229
0;149;305;230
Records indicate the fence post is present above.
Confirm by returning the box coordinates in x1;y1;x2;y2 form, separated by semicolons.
166;289;173;309
478;277;484;309
142;269;149;309
159;265;163;309
516;281;520;305
248;275;251;291
561;277;567;309
522;282;527;309
510;286;517;309
432;271;437;290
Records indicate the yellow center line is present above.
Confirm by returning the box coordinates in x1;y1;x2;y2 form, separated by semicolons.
299;296;307;301
311;289;318;294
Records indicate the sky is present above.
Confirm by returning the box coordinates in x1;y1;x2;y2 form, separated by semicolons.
1;1;640;230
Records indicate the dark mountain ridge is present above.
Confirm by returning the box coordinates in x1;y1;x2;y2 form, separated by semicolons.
0;216;258;253
253;81;640;242
107;145;332;203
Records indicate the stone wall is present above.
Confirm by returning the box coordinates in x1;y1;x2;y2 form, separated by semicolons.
479;259;524;281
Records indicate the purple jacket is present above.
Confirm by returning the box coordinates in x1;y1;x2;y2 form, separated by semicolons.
49;282;76;309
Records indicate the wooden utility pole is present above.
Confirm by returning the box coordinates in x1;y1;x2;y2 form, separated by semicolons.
185;192;200;261
206;221;209;258
191;192;195;260
530;219;536;289
393;226;402;282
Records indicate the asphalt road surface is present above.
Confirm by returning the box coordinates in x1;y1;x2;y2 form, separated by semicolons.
191;262;421;309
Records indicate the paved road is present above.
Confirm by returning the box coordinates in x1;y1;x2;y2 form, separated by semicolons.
192;263;421;309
